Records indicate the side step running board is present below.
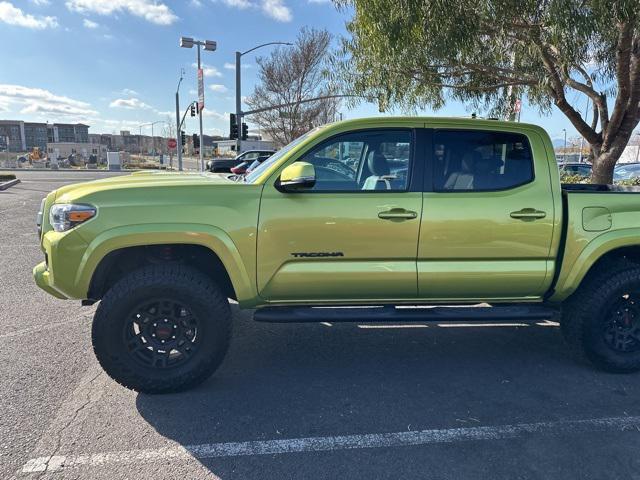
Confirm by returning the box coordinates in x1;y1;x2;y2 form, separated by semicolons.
253;305;557;323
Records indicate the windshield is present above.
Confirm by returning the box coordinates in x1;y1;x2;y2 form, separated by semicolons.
244;129;319;183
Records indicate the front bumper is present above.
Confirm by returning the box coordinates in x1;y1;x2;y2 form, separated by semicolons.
33;262;67;299
33;228;89;300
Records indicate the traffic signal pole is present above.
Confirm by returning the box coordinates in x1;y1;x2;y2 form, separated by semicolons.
235;51;242;154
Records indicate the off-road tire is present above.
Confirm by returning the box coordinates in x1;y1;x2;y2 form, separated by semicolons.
92;264;231;393
561;261;640;373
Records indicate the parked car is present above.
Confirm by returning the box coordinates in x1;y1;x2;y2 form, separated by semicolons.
34;117;640;393
559;162;592;177
614;163;640;181
207;150;275;173
231;155;272;175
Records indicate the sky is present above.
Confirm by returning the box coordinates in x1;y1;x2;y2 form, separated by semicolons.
0;0;588;143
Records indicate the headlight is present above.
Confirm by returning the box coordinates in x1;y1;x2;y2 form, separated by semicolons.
49;204;96;232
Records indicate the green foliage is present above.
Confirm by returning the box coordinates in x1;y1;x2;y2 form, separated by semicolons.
332;0;638;117
559;171;591;184
616;177;640;186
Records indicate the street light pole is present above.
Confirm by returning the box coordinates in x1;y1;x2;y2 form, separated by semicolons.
235;41;292;154
563;128;567;163
196;43;205;171
176;69;184;171
180;36;216;172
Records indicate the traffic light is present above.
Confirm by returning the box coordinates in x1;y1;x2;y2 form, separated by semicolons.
192;133;200;149
241;122;248;141
190;104;196;117
180;130;186;146
229;113;238;140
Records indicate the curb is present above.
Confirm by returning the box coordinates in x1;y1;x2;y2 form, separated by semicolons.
0;178;20;191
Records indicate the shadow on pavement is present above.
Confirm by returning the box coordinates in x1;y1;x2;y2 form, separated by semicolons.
136;308;640;479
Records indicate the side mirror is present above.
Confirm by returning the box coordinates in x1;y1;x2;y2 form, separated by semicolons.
278;162;316;191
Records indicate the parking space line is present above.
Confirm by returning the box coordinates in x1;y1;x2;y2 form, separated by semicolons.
21;415;640;473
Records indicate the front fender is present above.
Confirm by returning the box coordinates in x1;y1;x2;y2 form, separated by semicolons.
550;228;640;302
76;223;258;306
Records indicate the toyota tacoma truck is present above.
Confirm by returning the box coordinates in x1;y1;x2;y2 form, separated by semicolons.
34;117;640;393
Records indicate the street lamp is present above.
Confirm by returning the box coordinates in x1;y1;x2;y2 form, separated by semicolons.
180;36;217;172
235;41;292;153
139;121;166;161
175;68;185;171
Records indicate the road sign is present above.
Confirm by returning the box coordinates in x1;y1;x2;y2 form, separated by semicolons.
198;68;205;111
167;138;177;149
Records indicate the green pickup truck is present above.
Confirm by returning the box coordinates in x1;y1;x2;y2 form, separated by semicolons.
34;117;640;393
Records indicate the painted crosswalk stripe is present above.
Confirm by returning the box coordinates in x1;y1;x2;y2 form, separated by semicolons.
22;415;640;473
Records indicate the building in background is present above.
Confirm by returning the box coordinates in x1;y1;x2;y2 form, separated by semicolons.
214;139;276;156
0;120;24;152
24;122;48;151
47;123;89;144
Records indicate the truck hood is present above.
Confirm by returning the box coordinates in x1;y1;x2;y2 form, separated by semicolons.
54;171;239;202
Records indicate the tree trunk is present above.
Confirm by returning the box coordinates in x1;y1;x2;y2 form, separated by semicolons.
590;134;633;184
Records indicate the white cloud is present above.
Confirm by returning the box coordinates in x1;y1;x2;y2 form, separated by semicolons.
109;97;152;110
192;63;222;78
223;62;251;70
209;84;228;93
65;0;178;25
190;0;202;6
155;110;173;117
308;0;330;2
221;0;252;8
119;88;139;96
188;89;198;95
0;2;58;29
0;84;97;117
215;0;291;22
82;18;98;28
261;0;291;21
30;0;51;5
202;109;226;120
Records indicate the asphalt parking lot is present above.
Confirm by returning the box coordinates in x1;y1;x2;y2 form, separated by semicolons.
2;170;640;479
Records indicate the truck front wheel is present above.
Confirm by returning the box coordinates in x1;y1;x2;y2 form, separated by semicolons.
562;265;640;373
91;265;232;393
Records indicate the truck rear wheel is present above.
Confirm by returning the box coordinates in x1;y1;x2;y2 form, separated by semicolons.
92;265;231;393
562;265;640;373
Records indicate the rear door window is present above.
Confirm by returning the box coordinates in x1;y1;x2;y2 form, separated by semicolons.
433;130;534;191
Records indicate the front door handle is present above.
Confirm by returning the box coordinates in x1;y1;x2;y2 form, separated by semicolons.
510;208;547;221
378;209;418;220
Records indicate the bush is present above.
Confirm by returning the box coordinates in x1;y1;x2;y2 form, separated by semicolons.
616;177;640;186
0;173;16;181
559;172;590;184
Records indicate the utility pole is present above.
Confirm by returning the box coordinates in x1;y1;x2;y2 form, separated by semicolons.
563;128;567;163
176;69;184;171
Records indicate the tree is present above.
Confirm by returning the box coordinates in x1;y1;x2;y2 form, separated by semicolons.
246;28;340;147
333;0;640;183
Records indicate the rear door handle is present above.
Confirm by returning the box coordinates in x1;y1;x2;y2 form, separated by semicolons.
378;209;418;220
510;208;547;221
